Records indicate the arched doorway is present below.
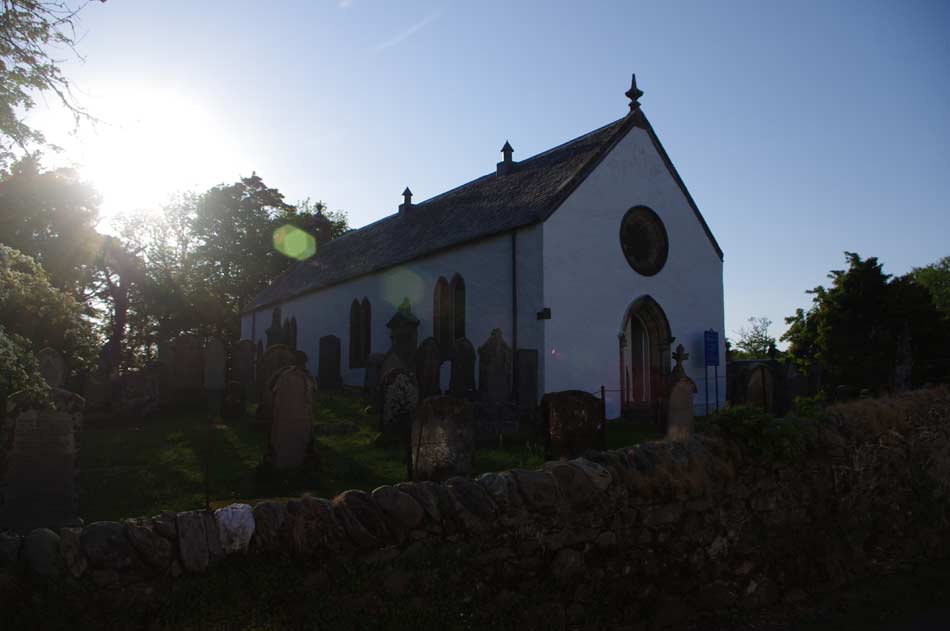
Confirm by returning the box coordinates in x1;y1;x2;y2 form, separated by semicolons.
618;296;673;418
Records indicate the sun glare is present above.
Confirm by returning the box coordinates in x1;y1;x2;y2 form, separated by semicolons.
43;84;249;225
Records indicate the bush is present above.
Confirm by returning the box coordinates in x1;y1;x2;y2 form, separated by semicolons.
708;405;817;461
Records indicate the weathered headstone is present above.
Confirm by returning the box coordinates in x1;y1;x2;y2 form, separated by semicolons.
449;338;476;398
541;390;603;460
37;348;66;389
173;334;205;407
318;335;343;390
203;337;227;407
415;337;442;399
266;361;314;469
478;329;512;405
234;339;256;403
283;319;292;351
222;380;246;422
256;344;295;421
386;303;420;366
516;349;539;410
411;396;475;482
666;344;698;441
0;389;84;534
364;353;386;392
265;307;285;348
379;368;418;444
746;365;774;412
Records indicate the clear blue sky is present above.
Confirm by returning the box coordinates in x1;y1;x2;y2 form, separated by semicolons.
37;0;950;345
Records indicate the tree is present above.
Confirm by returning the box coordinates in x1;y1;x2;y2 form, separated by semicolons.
0;244;96;372
0;1;101;168
733;316;776;359
782;252;948;392
913;255;950;321
0;155;101;299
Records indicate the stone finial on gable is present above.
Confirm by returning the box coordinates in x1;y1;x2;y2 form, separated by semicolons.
625;73;644;112
399;187;413;216
497;140;515;176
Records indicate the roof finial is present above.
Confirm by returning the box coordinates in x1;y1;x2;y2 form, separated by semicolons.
501;141;513;162
399;187;413;216
625;73;644;112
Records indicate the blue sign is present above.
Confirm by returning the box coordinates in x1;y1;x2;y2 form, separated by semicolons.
704;330;720;367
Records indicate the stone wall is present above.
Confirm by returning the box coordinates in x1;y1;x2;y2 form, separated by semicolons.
2;388;949;629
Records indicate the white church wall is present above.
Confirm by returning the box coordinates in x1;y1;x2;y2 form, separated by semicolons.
542;125;726;418
241;228;527;389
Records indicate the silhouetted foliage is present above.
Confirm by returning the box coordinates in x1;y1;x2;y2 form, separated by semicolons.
732;316;777;359
782;252;949;392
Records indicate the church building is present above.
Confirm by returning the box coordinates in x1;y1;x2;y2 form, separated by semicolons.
242;75;725;419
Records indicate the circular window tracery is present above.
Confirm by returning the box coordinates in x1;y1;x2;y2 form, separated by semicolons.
619;206;668;276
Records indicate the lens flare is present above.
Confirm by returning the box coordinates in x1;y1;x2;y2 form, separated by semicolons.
273;225;317;260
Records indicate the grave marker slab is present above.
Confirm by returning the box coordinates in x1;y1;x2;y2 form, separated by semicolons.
256;344;295;421
267;365;314;469
379;368;418;444
542;390;603;460
0;390;84;534
411;396;475;482
37;348;65;389
449;338;476;398
415;337;443;399
478;329;511;405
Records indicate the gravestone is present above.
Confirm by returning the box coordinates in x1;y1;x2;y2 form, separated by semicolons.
256;344;295;421
318;335;343;390
379;368;418;444
415;337;442;399
204;337;227;415
0;389;84;534
364;353;386;392
233;339;256;403
265;308;285;348
386;304;419;366
222;380;246;422
516;349;539;410
478;329;511;404
746;365;774;412
173;334;205;407
449;338;476;398
411;396;475;482
37;348;66;388
541;390;604;460
266;362;314;469
283;319;292;350
665;345;698;441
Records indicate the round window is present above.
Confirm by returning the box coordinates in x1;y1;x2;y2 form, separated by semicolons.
619;206;668;276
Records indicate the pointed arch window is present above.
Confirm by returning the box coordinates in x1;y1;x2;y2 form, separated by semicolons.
434;277;452;359
451;274;466;343
349;298;372;368
360;297;371;363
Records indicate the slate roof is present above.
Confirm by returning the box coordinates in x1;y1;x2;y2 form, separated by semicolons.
246;110;722;313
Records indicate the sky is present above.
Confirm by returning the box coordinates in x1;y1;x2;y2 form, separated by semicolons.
29;0;950;346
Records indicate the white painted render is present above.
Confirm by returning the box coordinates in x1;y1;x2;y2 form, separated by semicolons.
542;125;726;418
241;224;546;401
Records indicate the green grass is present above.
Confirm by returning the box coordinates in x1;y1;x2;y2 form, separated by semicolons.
78;390;660;523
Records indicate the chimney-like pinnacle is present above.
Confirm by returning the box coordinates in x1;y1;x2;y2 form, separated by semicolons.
399;187;413;215
497;141;516;176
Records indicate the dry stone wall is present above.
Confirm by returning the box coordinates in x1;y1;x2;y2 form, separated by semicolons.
2;388;949;629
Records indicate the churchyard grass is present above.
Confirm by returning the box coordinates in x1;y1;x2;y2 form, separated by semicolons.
79;390;663;523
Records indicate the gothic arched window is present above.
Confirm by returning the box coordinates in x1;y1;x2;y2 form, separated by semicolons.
349;299;362;368
451;274;466;343
360;297;371;362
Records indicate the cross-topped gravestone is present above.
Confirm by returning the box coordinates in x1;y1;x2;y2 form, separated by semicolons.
386;300;419;366
666;344;698;442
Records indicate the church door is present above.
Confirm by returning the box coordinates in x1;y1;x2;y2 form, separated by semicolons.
618;296;672;417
